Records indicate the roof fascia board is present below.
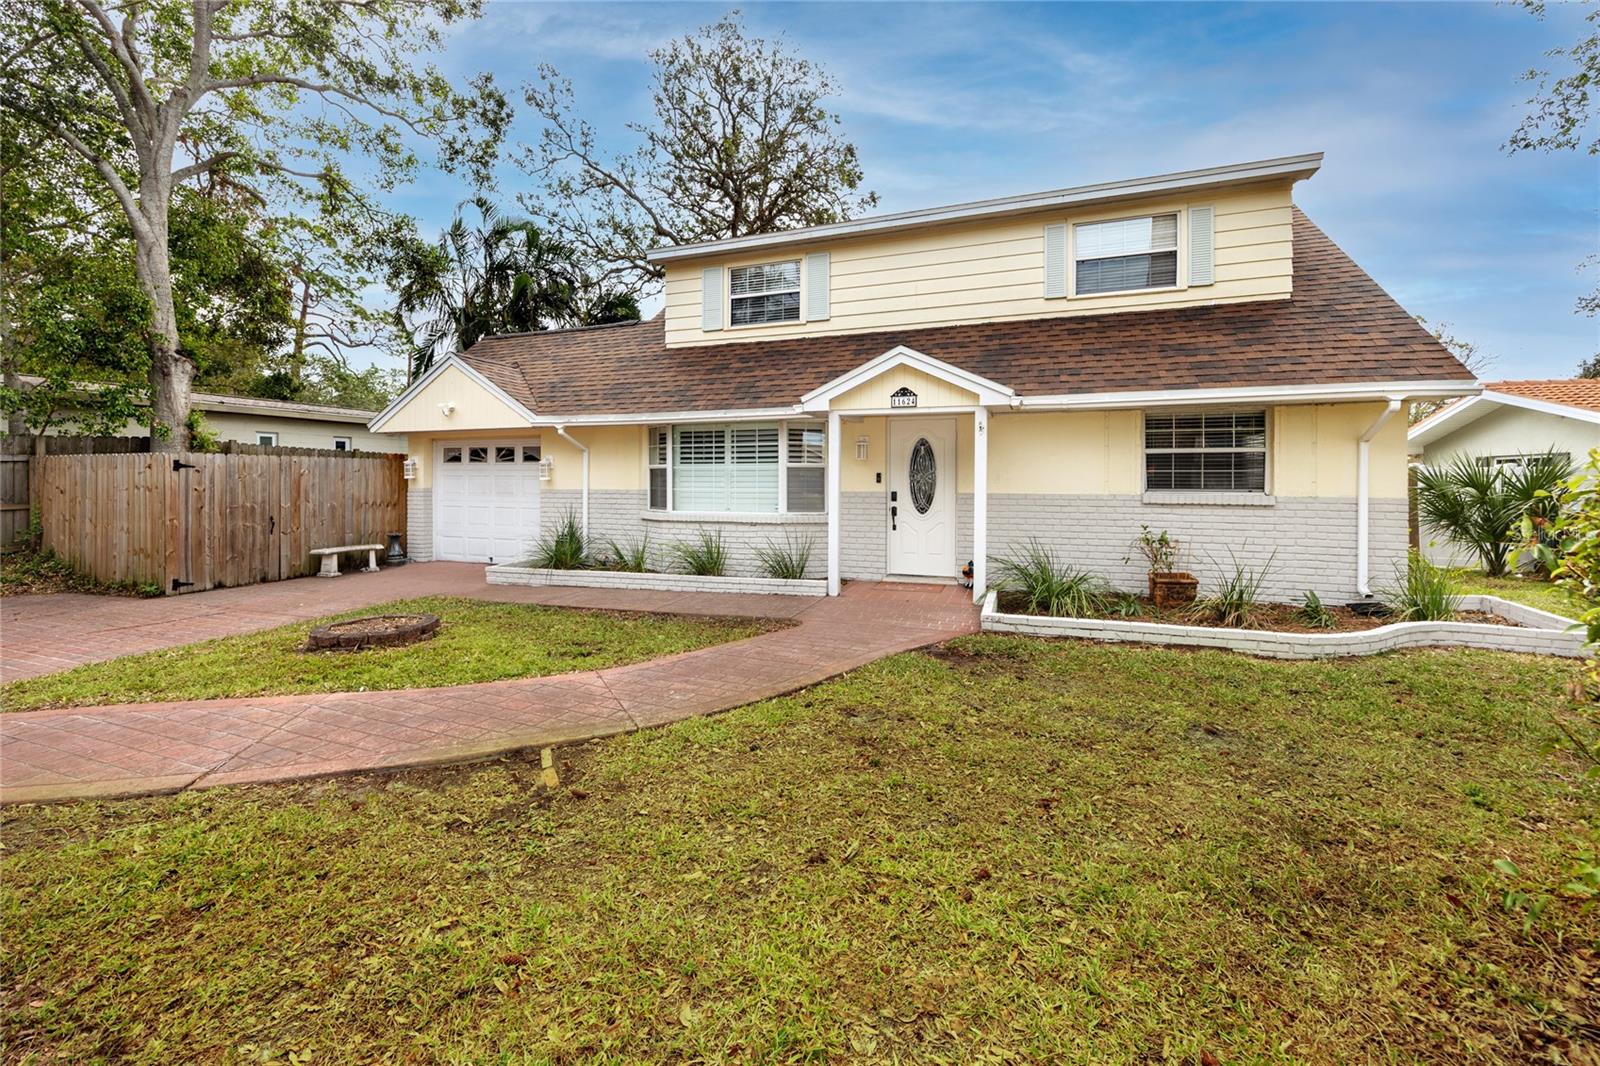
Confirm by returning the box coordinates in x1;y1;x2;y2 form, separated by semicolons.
367;355;537;432
648;153;1323;264
1485;390;1600;424
193;398;376;424
1020;379;1480;413
799;345;1015;412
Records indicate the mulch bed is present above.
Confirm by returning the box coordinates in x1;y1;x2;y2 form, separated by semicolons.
995;593;1518;632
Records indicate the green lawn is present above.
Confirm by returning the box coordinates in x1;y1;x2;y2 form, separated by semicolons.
1447;569;1581;617
4;639;1595;1063
0;596;771;713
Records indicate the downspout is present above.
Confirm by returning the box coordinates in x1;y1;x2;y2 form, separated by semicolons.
1356;399;1403;597
554;425;589;537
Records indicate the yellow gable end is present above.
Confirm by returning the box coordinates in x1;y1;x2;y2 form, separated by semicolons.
830;365;979;412
378;363;531;434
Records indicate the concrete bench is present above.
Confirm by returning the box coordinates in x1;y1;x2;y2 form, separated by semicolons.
311;543;385;578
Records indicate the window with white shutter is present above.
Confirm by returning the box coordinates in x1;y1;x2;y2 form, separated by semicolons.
729;261;801;326
1074;213;1179;296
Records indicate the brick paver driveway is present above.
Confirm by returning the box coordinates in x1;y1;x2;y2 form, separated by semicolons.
0;565;978;803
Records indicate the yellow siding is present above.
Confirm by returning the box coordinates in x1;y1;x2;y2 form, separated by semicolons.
378;364;530;434
831;365;978;411
986;403;1408;499
665;182;1295;346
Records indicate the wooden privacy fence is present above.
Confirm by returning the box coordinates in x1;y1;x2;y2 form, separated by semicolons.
35;450;406;593
2;436;151;549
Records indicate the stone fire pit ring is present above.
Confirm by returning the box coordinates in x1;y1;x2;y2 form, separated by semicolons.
304;613;440;652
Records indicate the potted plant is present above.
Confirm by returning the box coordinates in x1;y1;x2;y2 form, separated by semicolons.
1128;526;1198;609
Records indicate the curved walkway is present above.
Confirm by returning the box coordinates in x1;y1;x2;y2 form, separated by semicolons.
0;568;978;804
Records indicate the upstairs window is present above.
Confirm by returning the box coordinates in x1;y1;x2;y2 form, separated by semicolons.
1144;410;1267;493
729;260;801;326
1074;213;1178;296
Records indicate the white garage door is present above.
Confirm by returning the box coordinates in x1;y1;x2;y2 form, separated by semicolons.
434;441;541;563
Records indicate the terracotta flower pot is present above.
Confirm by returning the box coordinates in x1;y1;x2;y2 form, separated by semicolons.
1150;571;1199;610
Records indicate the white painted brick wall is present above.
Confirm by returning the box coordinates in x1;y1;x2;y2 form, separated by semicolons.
485;564;826;597
842;492;887;580
405;488;433;562
988;493;1407;603
540;489;826;578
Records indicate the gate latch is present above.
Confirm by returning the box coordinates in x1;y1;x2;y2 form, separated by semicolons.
170;578;195;592
172;459;197;471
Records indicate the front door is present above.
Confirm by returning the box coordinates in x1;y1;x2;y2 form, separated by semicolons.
887;417;956;577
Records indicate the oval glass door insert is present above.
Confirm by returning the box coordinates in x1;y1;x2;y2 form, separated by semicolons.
909;437;937;514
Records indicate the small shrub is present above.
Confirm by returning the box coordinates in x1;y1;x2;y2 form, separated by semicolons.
1385;551;1461;621
1188;550;1275;628
991;539;1111;617
673;531;729;577
604;535;651;573
531;511;589;570
755;534;813;580
1127;525;1182;574
1295;589;1337;629
1415;450;1573;576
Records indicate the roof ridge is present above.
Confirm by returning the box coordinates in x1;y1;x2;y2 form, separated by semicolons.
478;318;653;342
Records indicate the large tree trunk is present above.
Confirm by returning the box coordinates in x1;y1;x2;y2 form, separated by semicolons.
134;185;192;453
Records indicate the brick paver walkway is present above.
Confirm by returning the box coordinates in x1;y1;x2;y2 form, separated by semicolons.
0;567;978;803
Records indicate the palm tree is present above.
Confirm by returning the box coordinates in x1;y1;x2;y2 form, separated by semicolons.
1414;450;1574;575
390;198;639;378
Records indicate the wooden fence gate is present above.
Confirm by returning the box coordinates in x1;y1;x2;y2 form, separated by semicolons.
34;450;406;593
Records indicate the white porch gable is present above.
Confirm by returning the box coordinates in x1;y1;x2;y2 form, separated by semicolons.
799;345;1015;413
810;346;1009;603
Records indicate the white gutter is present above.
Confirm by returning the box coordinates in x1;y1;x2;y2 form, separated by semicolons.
1357;400;1403;597
554;425;590;536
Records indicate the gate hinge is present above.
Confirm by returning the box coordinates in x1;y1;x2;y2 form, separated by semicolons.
170;578;195;592
172;459;197;471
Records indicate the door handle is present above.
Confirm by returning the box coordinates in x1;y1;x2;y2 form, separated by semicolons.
890;504;897;531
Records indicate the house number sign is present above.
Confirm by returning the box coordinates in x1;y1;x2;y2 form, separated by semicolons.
889;387;918;409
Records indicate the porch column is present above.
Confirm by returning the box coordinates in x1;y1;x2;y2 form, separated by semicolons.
972;406;988;603
826;409;842;596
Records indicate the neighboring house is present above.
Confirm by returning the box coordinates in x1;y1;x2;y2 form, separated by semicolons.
15;379;408;453
1409;379;1600;566
176;392;408;453
1409;379;1600;469
370;152;1476;602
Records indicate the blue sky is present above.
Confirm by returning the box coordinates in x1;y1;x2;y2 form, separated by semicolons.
391;1;1597;378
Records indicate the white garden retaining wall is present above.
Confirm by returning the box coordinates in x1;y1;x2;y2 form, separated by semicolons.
485;563;827;597
980;592;1586;660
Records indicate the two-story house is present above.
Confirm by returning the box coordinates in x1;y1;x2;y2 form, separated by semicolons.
369;153;1478;602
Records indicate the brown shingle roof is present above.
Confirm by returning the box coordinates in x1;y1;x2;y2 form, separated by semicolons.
1486;379;1600;413
460;209;1473;417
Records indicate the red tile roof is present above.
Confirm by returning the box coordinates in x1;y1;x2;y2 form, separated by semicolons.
459;209;1473;417
1486;379;1600;413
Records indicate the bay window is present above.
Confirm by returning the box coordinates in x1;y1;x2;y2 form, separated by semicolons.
647;421;826;514
1144;410;1267;493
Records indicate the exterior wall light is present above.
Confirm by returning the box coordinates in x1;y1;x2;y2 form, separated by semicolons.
438;401;457;417
402;458;419;480
538;456;555;481
856;436;870;461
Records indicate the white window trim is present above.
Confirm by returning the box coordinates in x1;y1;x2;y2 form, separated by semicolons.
1068;208;1187;299
727;258;803;329
649;419;827;516
332;436;353;451
255;431;279;446
1139;406;1273;500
